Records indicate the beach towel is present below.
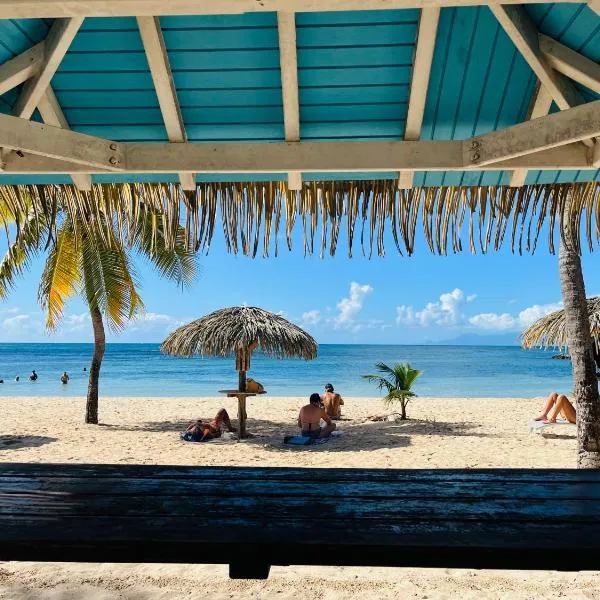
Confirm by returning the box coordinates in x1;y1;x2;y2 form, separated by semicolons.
283;431;344;446
528;419;574;434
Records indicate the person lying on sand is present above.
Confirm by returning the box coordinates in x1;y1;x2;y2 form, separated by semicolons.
535;392;576;424
184;408;236;442
298;393;336;439
322;383;344;420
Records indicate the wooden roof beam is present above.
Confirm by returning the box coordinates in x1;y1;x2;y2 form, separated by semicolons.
490;4;593;150
277;12;301;191
540;34;600;95
37;86;92;190
137;16;195;191
0;104;597;173
13;18;83;119
0;0;582;18
398;7;440;189
588;1;600;16
467;100;600;167
0;42;44;96
508;82;553;187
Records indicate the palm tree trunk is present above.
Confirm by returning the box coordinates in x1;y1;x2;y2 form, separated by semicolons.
86;307;105;424
400;401;407;420
558;237;600;467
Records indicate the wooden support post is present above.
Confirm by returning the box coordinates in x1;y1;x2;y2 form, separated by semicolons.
238;370;247;439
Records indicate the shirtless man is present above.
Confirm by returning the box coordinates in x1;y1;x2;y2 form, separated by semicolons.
298;393;336;439
322;383;344;419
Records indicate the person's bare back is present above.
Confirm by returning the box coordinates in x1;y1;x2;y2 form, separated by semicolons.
298;393;336;438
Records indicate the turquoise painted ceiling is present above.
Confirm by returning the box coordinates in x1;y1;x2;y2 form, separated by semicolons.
0;4;598;185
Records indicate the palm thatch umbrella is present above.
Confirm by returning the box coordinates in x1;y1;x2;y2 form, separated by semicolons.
521;297;600;352
161;306;317;438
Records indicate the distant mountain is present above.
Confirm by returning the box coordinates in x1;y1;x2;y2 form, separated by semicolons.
437;332;520;346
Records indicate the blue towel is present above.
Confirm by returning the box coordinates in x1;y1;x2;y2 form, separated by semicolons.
284;435;313;446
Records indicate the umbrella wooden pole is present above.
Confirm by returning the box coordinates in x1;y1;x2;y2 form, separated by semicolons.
238;370;247;439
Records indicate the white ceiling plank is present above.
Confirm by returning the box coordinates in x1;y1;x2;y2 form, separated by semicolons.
37;86;92;190
589;1;600;16
467;100;600;167
508;82;554;187
137;16;195;190
540;34;600;95
277;12;302;191
13;17;83;119
0;42;44;96
398;6;440;188
0;0;580;18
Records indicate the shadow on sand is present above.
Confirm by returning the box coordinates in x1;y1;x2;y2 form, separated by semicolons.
0;435;57;450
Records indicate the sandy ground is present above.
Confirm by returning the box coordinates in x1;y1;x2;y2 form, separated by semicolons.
0;394;593;599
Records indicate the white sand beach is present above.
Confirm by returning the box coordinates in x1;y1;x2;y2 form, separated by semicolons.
0;395;593;599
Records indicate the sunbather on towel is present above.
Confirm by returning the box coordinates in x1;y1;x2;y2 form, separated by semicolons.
185;408;236;441
535;392;576;424
298;393;336;439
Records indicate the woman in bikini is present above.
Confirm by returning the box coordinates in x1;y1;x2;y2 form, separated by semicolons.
535;392;576;424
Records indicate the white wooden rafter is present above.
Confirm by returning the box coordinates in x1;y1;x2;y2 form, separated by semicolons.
398;7;440;188
1;101;598;174
490;4;593;153
136;16;195;190
277;11;302;190
508;82;553;187
0;42;43;96
0;0;582;18
589;1;600;16
539;34;600;95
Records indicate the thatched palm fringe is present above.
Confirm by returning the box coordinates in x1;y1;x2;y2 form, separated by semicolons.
161;306;317;359
521;297;600;350
1;181;599;257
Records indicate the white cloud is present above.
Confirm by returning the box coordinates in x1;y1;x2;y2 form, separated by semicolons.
467;294;477;302
301;309;321;326
396;288;469;327
0;306;19;315
469;302;562;331
334;282;373;329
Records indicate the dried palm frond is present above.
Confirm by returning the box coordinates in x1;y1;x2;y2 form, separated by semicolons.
1;181;600;258
521;297;600;350
161;306;317;360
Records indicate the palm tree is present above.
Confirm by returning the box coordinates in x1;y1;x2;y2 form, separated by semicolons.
0;205;196;424
558;235;600;468
362;362;422;420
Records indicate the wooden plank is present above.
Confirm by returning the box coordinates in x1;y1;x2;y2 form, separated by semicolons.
0;139;591;174
1;466;600;573
589;1;600;16
466;100;600;167
0;112;124;170
0;42;43;96
277;12;302;191
540;34;600;96
136;16;194;190
13;17;83;119
399;7;440;188
0;0;581;18
37;85;92;190
509;82;554;187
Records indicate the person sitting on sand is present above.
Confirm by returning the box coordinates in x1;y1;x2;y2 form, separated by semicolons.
60;371;69;384
322;383;344;420
298;393;336;439
184;408;236;442
29;370;38;381
535;392;576;424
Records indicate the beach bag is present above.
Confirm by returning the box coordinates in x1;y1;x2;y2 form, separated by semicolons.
245;378;264;393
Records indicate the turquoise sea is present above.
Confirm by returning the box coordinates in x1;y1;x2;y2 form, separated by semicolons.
0;343;573;398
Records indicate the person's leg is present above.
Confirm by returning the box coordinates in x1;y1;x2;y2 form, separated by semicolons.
212;408;236;432
535;392;559;420
556;395;576;423
319;421;337;438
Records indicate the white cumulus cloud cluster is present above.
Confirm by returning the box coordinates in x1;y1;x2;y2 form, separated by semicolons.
334;282;373;329
468;302;562;331
396;288;475;327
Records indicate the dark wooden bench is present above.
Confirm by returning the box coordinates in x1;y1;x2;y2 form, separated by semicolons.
1;464;599;579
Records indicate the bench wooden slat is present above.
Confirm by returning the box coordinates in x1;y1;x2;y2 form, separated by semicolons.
1;465;600;576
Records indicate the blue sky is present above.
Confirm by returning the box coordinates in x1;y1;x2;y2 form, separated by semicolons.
1;222;599;344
